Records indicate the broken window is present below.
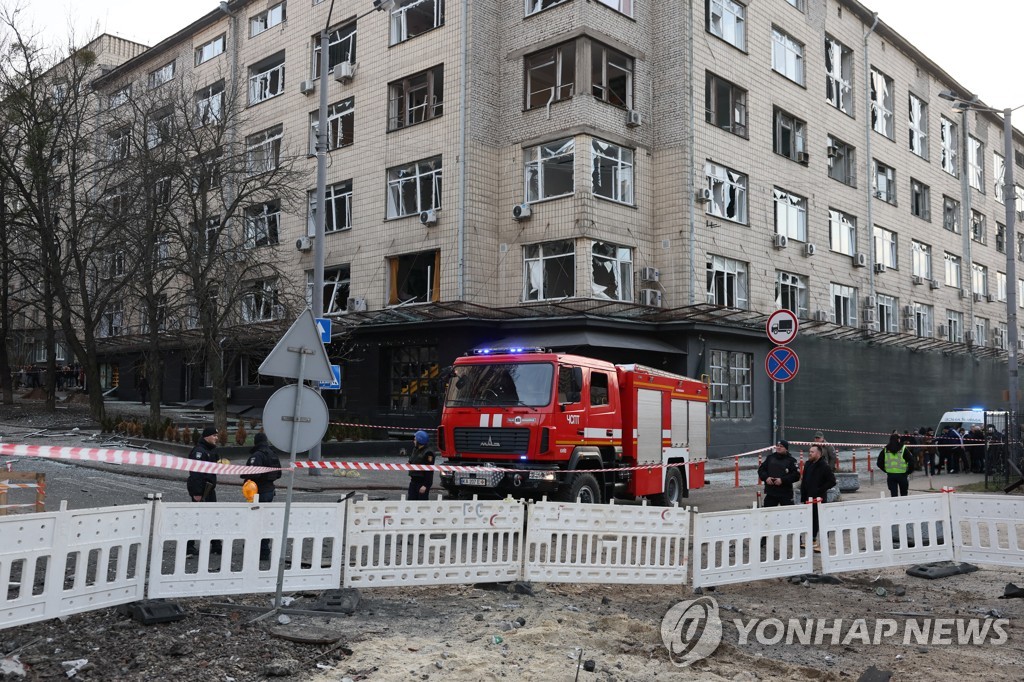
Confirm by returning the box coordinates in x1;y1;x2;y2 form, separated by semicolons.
771;27;804;85
940;116;959;176
250;2;285;37
995;152;1005;203
388;250;440;304
244;200;281;249
591;139;633;204
390;0;444;45
99;301;124;338
914;303;934;338
108;85;130;109
246;124;283;175
773;188;807;241
706;255;748;309
873;159;895;204
773;108;806;161
705;161;747;223
943;195;960;234
874;226;897;268
912;241;932;279
830;282;857;326
242;279;280;322
524;240;575;301
997;223;1006;253
312;22;356;78
310;97;355;152
148;61;175;88
146;109;173;149
591;42;633;108
386;156;442;218
876;295;897;334
829;208;856;256
249;52;285;105
524;41;575;110
908;93;928;159
195;81;225;126
388;65;443;130
944;252;961;288
785;0;804;10
997;271;1007;300
827;135;855;186
195;35;225;66
946;310;963;343
707;0;746;51
870;68;894;139
525;138;574;202
306;265;350;315
775;271;807;318
308;180;353;234
971;210;986;244
525;0;569;16
824;35;852;115
107;128;130;161
910;179;930;220
705;72;747;137
591;242;632;302
968;136;984;191
385;344;440;413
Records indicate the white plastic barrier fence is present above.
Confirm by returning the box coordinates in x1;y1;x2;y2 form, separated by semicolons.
146;501;344;598
524;501;691;584
343;497;524;588
1;504;150;629
692;505;812;588
951;494;1024;568
819;494;952;574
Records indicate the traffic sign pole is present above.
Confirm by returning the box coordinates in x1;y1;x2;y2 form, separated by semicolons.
274;350;306;610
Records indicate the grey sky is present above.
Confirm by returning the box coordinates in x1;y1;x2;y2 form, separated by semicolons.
14;0;1024;108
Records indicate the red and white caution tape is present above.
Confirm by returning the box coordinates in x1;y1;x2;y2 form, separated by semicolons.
0;443;279;476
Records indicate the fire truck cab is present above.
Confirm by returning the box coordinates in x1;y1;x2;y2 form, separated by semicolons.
437;348;708;505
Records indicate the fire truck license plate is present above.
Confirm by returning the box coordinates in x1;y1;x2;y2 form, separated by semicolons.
459;477;491;487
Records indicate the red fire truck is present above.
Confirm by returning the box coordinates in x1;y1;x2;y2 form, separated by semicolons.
437;348;708;504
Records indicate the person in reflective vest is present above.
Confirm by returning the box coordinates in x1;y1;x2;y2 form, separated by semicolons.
877;432;914;497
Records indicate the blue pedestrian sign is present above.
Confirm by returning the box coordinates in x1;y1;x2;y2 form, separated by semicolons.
319;364;341;390
765;346;799;383
315;317;331;344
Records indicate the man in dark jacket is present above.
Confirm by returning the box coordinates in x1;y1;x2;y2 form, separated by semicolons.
407;430;436;500
186;426;220;502
240;433;283;503
757;440;801;507
185;426;220;556
800;444;837;552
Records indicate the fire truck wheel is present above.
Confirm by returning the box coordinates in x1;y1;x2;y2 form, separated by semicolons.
560;473;602;504
653;467;685;506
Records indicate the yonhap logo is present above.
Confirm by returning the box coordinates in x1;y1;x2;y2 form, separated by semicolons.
660;597;723;667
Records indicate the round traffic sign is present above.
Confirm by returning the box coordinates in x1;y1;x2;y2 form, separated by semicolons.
765;346;799;383
766;309;799;345
262;384;329;453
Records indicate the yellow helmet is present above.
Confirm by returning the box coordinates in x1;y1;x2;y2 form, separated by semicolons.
242;479;258;503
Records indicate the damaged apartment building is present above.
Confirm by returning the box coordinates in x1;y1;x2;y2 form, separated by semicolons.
45;0;1024;455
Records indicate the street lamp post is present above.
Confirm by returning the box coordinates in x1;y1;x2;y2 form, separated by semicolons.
939;91;1023;468
309;0;393;471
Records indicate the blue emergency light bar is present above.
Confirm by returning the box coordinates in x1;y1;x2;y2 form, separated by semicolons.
471;347;548;355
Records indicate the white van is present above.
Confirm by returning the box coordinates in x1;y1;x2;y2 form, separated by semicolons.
935;408;1008;436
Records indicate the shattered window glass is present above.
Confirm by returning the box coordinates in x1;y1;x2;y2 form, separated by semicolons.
525;42;576;110
706;255;748;309
591;241;632;301
825;36;852;114
995;153;1005;203
870;68;893;138
708;0;746;51
829;209;856;256
940;116;959;177
523;240;575;301
525;138;575;202
774;188;807;241
591;139;634;204
386;156;442;218
968;136;984;191
909;94;928;159
705;161;747;224
775;271;807;318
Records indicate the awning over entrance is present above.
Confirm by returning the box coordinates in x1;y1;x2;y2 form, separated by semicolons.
477;329;684;354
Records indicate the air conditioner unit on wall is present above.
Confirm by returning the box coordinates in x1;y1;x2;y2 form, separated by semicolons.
973;293;983;302
640;288;662;307
696;188;713;204
346;296;367;312
813;310;829;322
865;294;877;308
853;253;868;268
874;263;886;274
420;209;438;226
911;275;924;285
640;267;660;282
512;203;531;221
299;80;315;95
930;279;941;290
903;317;916;331
986;293;996;303
334;61;355;83
796;151;810;164
773;233;788;249
804;243;816;257
296;236;313;252
937;324;948;338
626;109;642;127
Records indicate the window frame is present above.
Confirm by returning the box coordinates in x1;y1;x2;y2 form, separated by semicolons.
940;116;959;177
148;61;175;88
248;52;286;106
775;270;808;318
827;135;856;186
705;71;748;137
195;81;225;126
944;252;962;288
310;97;355;152
312;22;357;79
524;41;576;110
910;178;930;220
386;155;443;219
869;67;894;139
250;2;286;37
877;294;897;334
245;124;284;175
873;159;896;204
244;200;281;249
829;208;856;256
241;278;280;322
591;41;634;109
824;35;852;114
591;241;633;302
306;264;351;315
830;282;857;327
707;0;747;52
912;240;932;279
195;34;226;67
773;188;807;241
873;225;897;269
591;138;634;205
773;107;807;162
308;180;354;235
387;65;444;131
390;0;445;45
708;349;752;419
968;136;984;191
943;195;961;234
706;255;749;310
705;160;748;224
525;138;575;203
908;93;928;160
523;239;575;301
771;26;805;85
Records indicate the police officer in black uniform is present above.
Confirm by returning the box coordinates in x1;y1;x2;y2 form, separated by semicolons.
185;426;220;555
